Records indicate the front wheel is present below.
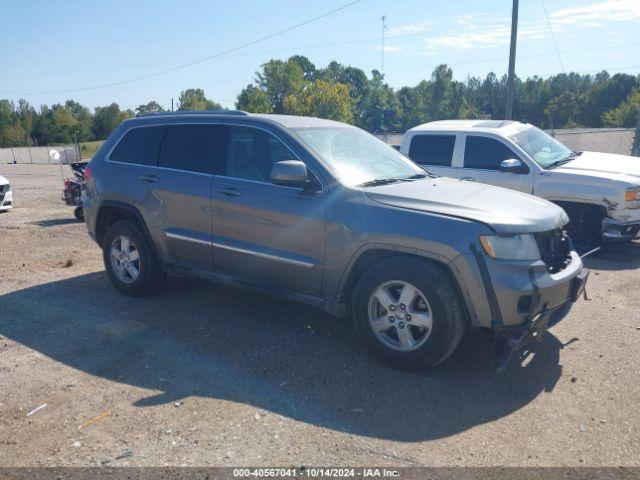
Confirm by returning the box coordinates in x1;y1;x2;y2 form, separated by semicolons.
352;257;466;370
102;220;166;296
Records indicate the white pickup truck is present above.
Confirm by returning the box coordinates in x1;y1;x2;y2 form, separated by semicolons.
401;120;640;247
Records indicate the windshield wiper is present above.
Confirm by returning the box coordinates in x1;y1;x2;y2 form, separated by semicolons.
545;151;582;170
405;173;428;180
356;178;403;187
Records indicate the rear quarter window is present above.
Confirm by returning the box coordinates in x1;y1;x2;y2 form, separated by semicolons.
408;135;456;167
109;126;166;165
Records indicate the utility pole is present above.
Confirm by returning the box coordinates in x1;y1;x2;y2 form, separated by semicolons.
381;15;387;75
171;98;174;111
505;0;519;120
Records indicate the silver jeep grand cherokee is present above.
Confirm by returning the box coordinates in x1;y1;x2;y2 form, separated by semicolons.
82;111;588;369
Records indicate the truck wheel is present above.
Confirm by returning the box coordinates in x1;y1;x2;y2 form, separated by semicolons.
557;202;604;251
102;220;166;296
352;257;466;370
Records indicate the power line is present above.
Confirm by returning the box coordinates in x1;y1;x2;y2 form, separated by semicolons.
0;28;441;84
385;42;640;73
540;0;565;72
4;0;363;96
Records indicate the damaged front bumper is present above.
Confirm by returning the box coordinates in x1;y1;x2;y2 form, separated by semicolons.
602;218;640;242
495;267;590;371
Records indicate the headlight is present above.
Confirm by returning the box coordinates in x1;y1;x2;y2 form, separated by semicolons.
479;234;540;260
625;188;640;209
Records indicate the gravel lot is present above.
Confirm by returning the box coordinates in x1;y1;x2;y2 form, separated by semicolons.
1;164;639;467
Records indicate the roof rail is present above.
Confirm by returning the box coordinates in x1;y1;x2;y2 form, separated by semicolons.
141;109;249;117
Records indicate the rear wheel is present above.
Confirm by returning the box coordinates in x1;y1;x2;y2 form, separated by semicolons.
102;220;165;296
352;257;466;370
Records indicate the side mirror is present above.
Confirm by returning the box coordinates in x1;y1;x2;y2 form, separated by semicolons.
500;158;528;174
270;160;309;188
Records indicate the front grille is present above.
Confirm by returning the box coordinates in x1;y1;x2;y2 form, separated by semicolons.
535;229;572;273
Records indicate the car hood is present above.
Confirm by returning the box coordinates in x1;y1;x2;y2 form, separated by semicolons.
555;151;640;180
0;175;8;185
365;177;568;234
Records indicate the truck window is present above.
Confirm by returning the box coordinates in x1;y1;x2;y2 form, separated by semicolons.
408;135;455;167
464;136;522;171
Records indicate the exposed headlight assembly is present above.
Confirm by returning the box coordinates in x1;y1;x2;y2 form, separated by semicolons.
479;234;540;261
625;188;640;209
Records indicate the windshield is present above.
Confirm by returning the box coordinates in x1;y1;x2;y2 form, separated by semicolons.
293;127;425;187
508;126;573;168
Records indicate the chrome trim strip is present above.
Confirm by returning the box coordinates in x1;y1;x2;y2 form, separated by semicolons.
211;240;315;269
165;231;212;246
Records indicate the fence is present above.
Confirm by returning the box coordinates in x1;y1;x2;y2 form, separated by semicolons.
547;128;636;156
0;145;80;165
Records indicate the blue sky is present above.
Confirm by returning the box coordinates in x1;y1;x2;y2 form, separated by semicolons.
2;0;639;110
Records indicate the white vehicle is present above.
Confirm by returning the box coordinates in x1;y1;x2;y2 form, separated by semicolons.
0;175;12;211
401;120;640;246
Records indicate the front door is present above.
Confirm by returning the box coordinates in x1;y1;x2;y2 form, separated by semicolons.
460;134;534;194
211;125;325;297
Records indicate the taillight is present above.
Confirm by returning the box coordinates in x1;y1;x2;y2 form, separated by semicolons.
84;166;93;181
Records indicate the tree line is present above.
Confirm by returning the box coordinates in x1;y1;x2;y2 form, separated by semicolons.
1;55;639;148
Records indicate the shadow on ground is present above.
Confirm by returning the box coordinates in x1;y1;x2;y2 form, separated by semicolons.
31;218;81;227
0;272;563;442
583;240;640;271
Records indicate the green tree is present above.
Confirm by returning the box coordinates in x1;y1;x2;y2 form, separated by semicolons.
603;89;640;127
0;122;31;147
177;89;222;111
92;103;133;140
283;80;353;123
360;71;401;132
256;59;305;113
135;101;165;117
236;85;272;113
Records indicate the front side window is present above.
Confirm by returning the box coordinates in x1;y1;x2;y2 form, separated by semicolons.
508;126;572;168
409;134;456;167
226;126;294;182
293;127;424;187
158;125;222;174
464;136;521;171
110;126;166;165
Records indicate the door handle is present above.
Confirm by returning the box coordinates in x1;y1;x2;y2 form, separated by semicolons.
461;177;476;182
217;188;241;197
139;174;159;183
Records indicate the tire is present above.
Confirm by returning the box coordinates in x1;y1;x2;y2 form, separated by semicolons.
557;202;604;251
352;256;466;370
73;206;84;222
102;220;166;296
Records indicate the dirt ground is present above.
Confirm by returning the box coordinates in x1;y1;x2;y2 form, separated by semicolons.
1;164;639;467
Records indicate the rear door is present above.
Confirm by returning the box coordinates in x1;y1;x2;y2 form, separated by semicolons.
211;124;326;297
406;133;459;178
460;134;534;194
148;123;224;270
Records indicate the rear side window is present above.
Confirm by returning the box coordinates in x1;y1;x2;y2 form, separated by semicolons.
158;125;224;174
464;136;521;170
408;135;456;167
110;126;166;165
